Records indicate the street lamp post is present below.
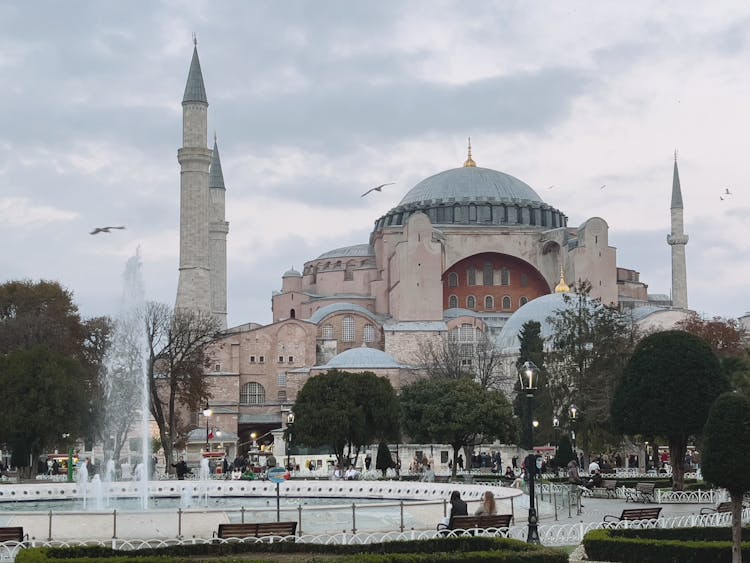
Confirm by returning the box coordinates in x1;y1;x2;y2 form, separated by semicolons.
286;413;295;471
203;404;213;451
518;360;540;544
569;404;578;452
552;415;560;452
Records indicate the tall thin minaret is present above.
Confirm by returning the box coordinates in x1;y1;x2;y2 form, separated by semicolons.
175;37;212;315
209;134;229;329
667;152;689;309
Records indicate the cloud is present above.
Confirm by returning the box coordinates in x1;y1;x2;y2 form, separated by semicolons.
0;197;78;228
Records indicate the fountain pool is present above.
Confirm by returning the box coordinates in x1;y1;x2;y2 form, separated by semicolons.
0;480;523;540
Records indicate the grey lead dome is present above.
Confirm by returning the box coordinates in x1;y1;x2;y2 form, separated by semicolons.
399;166;544;206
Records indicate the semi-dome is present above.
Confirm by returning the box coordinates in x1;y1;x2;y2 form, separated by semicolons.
400;166;544;207
316;244;374;260
496;293;599;353
318;346;403;369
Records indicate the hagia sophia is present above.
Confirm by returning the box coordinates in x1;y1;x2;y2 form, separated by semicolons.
174;44;693;457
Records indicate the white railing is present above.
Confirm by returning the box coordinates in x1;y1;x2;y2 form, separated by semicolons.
3;506;745;561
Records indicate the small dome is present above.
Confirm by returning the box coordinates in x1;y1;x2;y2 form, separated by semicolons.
282;267;301;278
321;346;402;369
399;167;543;207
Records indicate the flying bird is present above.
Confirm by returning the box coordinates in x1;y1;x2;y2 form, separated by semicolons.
547;185;555;190
600;184;607;190
361;182;395;197
90;226;126;235
724;188;732;195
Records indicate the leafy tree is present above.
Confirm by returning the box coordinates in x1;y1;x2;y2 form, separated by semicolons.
513;321;554;449
0;347;89;476
0;280;111;455
400;378;516;478
375;441;394;477
291;370;400;466
144;302;220;474
702;393;750;563
545;280;636;450
676;313;750;395
611;330;729;490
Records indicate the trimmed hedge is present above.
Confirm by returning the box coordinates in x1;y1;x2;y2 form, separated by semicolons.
584;527;750;563
16;537;567;563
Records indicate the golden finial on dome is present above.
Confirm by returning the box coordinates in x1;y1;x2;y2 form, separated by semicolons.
554;265;570;293
463;137;477;167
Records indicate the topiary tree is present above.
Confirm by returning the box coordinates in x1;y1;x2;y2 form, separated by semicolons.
702;392;750;563
555;434;576;470
375;441;394;477
611;330;729;490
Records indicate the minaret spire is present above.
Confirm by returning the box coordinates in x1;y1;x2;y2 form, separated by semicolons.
208;135;229;329
176;40;212;317
667;151;689;309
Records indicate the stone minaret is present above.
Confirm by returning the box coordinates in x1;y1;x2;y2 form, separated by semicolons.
175;40;212;315
209;135;229;329
667;154;689;309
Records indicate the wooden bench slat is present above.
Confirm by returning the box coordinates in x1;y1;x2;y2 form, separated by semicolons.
217;521;297;539
0;527;25;542
603;507;662;523
449;514;512;530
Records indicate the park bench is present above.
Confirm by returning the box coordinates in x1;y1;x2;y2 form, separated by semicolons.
0;527;26;544
214;522;297;540
624;482;656;503
700;501;735;515
437;514;512;534
603;507;662;525
580;479;618;498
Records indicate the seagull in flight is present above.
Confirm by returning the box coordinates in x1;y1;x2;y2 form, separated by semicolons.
361;182;395;197
724;188;732;195
600;184;607;190
90;226;126;235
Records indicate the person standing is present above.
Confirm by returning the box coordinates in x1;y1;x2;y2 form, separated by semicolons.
173;457;189;480
364;453;372;471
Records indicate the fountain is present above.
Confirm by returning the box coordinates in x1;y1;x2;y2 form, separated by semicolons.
103;458;116;483
76;460;88;508
101;249;151;509
199;458;210;506
90;475;104;510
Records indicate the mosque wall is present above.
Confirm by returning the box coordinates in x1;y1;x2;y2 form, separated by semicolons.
384;329;445;366
390;214;444;321
569;218;618;306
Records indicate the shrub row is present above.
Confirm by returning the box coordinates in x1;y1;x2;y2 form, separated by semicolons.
584;528;750;563
16;537;567;563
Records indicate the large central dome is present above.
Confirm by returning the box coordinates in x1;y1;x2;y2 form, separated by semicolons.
400;166;544;206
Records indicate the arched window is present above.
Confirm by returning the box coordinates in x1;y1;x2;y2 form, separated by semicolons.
290;308;296;319
342;316;355;342
240;382;265;405
500;268;510;286
485;296;493;310
467;268;476;286
502;296;511;309
363;324;376;342
459;323;474;341
520;296;529;306
449;295;458;308
322;324;334;339
467;295;476;309
483;263;493;286
448;272;458;288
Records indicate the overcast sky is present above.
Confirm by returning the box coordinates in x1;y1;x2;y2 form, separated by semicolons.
1;1;748;327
